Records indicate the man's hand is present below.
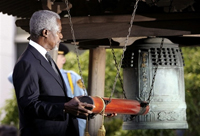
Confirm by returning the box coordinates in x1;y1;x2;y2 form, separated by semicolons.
64;97;95;116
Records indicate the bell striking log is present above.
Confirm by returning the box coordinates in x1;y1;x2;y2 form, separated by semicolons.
79;96;149;115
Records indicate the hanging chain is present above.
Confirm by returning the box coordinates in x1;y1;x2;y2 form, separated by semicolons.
108;0;140;103
64;0;87;95
146;38;164;102
146;0;173;102
110;39;127;99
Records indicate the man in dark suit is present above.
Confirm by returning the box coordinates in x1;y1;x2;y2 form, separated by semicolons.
13;10;94;136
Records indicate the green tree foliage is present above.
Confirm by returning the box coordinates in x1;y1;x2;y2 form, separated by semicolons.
1;47;200;136
181;47;200;136
0;91;19;128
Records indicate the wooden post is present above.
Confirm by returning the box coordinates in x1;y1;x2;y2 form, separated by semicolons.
88;47;106;136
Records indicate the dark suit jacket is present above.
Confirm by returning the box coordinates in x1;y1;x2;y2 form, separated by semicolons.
13;45;79;136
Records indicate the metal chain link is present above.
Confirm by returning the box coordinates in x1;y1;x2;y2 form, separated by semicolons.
110;39;127;99
108;0;140;103
64;0;87;95
146;38;164;102
146;0;173;102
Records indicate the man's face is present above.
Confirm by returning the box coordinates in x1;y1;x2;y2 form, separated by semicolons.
46;19;63;50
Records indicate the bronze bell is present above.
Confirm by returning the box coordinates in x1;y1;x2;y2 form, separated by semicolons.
122;37;188;129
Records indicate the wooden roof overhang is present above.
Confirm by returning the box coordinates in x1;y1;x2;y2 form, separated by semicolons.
0;0;200;48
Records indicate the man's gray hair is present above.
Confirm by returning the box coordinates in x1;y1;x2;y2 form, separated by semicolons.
30;10;61;38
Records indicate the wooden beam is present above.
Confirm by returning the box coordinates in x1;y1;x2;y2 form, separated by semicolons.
61;13;200;24
60;12;200;39
15;12;200;41
76;38;120;49
61;22;192;40
165;36;200;47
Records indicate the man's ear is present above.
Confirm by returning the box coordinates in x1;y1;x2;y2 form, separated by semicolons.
41;29;48;38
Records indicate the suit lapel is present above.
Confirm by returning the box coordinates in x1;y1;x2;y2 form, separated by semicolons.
28;45;67;93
